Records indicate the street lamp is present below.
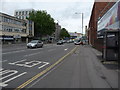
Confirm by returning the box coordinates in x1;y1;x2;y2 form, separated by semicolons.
75;12;84;38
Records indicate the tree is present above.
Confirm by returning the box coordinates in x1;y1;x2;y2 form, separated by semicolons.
28;10;55;39
60;28;70;39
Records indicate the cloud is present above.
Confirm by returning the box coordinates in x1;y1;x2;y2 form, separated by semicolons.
1;0;94;33
2;0;94;3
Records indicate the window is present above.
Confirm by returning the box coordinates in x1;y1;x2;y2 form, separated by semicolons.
22;11;24;15
22;16;24;19
0;16;2;22
16;12;18;15
26;11;28;15
19;12;21;15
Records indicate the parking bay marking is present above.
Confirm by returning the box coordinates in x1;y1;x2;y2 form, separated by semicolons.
0;68;27;87
9;60;49;69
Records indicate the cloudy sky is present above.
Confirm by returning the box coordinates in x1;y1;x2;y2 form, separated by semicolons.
0;0;94;34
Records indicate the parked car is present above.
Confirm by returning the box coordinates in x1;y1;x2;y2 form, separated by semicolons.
27;40;43;48
57;40;63;45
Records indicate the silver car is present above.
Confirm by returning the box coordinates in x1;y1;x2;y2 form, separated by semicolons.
27;40;43;48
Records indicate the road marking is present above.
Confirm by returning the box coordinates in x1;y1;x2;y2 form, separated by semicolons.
0;60;8;63
64;48;68;51
9;60;49;68
0;68;27;87
16;61;42;68
9;59;27;65
3;50;25;55
24;52;41;57
38;62;49;69
15;46;78;89
0;70;18;80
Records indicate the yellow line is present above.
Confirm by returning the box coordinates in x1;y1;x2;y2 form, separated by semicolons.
15;46;78;90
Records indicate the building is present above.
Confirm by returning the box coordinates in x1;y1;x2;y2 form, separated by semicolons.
55;23;61;40
0;12;35;44
0;12;28;44
14;9;35;20
14;9;35;42
69;32;82;39
88;1;115;51
26;20;34;42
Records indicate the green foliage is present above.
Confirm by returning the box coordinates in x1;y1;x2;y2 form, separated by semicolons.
60;28;70;39
28;10;55;38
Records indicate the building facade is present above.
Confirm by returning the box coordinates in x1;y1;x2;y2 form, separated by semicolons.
14;9;35;20
0;12;34;44
88;1;115;51
55;23;61;41
14;9;35;42
69;32;82;39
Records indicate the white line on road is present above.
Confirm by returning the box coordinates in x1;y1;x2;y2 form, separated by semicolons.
0;60;8;63
64;48;68;51
3;50;25;55
24;52;41;57
38;62;49;69
1;72;27;87
9;59;27;65
16;61;42;68
0;70;18;80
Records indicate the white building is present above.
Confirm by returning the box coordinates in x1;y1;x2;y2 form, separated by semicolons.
0;12;34;44
14;9;35;20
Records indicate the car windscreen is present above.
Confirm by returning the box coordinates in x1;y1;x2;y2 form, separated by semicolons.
30;40;39;43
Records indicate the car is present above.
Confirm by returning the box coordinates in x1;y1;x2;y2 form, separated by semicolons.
27;40;43;48
57;40;63;45
74;39;82;45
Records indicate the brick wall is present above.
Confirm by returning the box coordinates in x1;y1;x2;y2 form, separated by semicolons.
88;1;115;51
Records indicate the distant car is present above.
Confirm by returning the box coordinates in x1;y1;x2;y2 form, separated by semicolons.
62;40;67;43
74;39;82;45
57;40;63;45
27;40;43;48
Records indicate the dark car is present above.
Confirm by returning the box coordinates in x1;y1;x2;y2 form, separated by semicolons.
27;40;43;48
57;40;63;45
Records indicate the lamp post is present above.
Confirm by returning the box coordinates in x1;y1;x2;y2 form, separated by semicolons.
75;12;84;38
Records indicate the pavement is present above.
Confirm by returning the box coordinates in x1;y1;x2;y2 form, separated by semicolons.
1;43;119;89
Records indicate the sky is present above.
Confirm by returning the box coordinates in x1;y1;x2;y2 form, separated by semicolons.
0;0;94;34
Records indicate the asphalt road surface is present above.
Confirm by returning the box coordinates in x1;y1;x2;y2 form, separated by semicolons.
1;43;119;89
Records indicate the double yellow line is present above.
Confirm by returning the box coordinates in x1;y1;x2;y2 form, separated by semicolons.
15;46;78;90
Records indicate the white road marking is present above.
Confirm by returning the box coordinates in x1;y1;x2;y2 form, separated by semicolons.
24;52;41;57
0;60;8;63
3;50;25;55
64;48;68;51
16;61;42;68
9;59;27;65
38;62;49;69
1;72;27;87
0;70;11;75
0;68;27;87
0;70;18;80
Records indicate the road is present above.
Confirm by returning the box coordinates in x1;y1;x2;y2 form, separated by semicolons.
1;43;119;89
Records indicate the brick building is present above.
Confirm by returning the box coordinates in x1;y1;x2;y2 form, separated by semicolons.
88;1;115;51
